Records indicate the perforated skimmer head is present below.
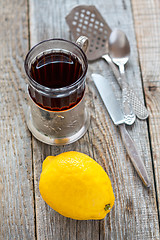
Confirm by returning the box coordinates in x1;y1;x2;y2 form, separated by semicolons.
66;5;111;61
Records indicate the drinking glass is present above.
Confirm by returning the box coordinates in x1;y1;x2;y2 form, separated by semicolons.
24;37;89;145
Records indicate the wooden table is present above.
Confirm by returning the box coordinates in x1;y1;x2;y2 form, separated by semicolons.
0;0;160;239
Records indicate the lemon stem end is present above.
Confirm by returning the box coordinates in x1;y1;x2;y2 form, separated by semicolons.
104;204;110;211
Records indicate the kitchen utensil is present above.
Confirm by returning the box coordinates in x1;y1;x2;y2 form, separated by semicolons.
108;29;135;125
92;73;150;187
103;55;149;120
65;5;149;120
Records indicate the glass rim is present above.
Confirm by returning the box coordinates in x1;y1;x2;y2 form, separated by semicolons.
24;38;88;94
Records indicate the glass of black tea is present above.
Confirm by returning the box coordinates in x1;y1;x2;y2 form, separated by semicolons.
24;37;89;145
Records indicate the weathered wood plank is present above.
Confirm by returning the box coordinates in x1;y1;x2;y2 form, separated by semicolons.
29;0;160;239
0;0;35;239
131;0;160;215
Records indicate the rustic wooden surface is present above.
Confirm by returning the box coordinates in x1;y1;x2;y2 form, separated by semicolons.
0;0;35;239
0;0;160;239
132;0;160;214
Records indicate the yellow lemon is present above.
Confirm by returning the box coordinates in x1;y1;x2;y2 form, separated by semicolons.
39;151;115;220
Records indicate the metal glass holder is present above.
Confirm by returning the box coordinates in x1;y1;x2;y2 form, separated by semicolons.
26;90;89;145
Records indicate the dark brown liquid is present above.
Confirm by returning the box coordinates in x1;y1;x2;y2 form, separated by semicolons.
29;52;85;111
30;52;83;88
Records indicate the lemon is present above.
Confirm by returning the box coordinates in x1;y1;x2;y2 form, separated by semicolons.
39;151;115;220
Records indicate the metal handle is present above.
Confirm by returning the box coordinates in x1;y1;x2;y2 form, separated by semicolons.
121;74;136;125
102;54;149;120
119;124;150;187
119;65;136;125
127;87;149;120
102;54;122;85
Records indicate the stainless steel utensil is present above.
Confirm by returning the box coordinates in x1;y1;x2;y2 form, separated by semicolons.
92;73;150;187
65;5;149;120
103;55;149;120
108;29;135;125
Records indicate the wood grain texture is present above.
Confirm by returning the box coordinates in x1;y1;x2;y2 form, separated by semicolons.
0;0;35;239
28;0;160;239
1;0;160;239
131;0;160;214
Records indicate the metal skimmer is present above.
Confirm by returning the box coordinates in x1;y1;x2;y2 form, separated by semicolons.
66;5;149;120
